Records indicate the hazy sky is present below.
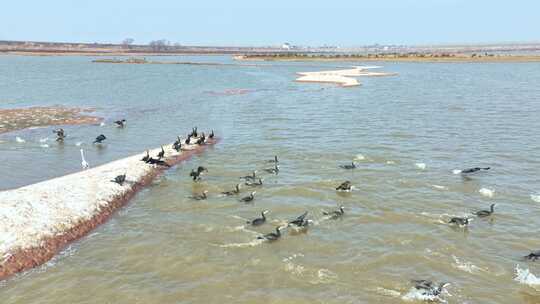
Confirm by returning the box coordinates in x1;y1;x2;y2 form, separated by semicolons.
1;0;538;46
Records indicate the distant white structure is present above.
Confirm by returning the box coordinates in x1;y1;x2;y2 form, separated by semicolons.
281;43;291;50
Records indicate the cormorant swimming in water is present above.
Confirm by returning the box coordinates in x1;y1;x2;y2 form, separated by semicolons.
266;155;278;163
222;184;241;196
257;226;283;242
289;211;309;227
336;181;352;191
111;174;126;185
247;210;269;226
114;119;126;128
191;190;208;200
53;128;66;142
459;167;491;174
240;191;256;203
323;206;345;219
189;166;207;181
473;204;496;217
339;162;356;170
448;217;472;226
524;250;540;261
240;171;257;181
209;130;215;139
411;280;449;298
245;178;263;187
93;134;106;144
264;164;279;174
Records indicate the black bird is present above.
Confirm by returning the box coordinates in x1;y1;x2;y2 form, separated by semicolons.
93;134;106;144
222;184;241;196
336;181;352;191
190;169;201;181
114;119;126;128
141;150;150;162
189;166;207;181
53;128;66;142
146;157;170;167
173;137;182;151
524;250;540;261
411;280;449;298
190;127;198;138
240;191;256;203
264;164;279;174
184;136;191;145
240;171;257;181
289;211;309;227
111;174;126;185
448;217;472;226
196;137;205;145
339;162;357;169
267;155;279;163
245;178;263;187
323;206;345;219
209;130;215;139
461;167;490;174
257;226;283;242
157;146;165;159
246;210;269;226
191;190;208;200
473;204;496;217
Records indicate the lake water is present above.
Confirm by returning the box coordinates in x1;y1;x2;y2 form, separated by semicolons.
1;55;540;303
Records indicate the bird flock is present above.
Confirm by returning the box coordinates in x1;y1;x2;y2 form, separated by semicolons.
38;123;540;300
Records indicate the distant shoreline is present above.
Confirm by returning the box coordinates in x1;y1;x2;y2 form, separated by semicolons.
235;54;540;63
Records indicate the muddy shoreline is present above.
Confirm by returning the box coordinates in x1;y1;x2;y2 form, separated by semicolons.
0;106;102;134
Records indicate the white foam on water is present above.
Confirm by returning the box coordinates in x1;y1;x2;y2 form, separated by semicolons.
452;255;484;274
402;287;448;303
99;122;106;127
431;184;448;190
40;144;49;148
386;160;396;165
15;136;25;143
354;154;366;161
415;163;426;170
309;268;338;284
452;169;462;175
75;141;83;146
531;194;540;203
374;287;401;298
39;137;49;143
479;188;495;198
515;265;540;289
218;239;264;248
283;254;306;276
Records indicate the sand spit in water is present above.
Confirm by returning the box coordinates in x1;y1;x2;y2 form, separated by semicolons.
0;106;102;134
0;136;217;280
295;66;397;87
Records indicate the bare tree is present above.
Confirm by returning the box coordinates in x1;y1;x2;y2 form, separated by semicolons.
149;39;170;52
122;38;134;49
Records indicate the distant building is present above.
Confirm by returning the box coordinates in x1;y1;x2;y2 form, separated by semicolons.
282;43;291;50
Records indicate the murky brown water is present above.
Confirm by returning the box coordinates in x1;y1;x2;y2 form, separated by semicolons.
1;55;540;303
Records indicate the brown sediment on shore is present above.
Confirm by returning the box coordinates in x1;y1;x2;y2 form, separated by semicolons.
0;137;217;280
235;54;540;63
0;106;102;134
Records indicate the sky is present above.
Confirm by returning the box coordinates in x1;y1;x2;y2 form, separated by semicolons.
1;0;539;46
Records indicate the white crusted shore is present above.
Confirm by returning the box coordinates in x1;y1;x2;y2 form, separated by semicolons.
295;66;397;87
0;137;215;279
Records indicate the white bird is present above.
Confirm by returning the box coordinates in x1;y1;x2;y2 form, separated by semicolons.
80;149;90;169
